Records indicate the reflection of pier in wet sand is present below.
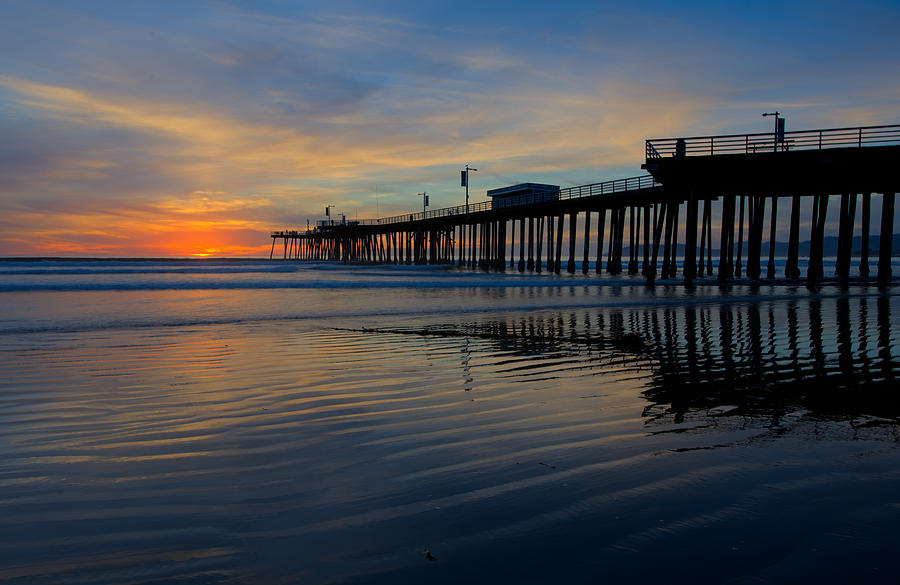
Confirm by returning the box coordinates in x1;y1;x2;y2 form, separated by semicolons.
368;292;898;425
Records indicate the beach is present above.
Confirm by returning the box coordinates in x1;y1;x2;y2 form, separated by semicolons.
1;258;898;584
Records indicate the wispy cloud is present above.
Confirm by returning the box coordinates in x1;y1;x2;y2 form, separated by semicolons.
1;1;899;256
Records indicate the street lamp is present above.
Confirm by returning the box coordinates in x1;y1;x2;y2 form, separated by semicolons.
419;192;429;214
461;164;477;214
762;111;784;152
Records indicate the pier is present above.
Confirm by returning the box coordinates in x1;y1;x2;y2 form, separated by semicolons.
271;123;900;287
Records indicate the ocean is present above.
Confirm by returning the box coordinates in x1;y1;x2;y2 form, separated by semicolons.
1;258;898;584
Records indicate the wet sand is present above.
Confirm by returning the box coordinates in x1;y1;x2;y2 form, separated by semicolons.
1;287;898;584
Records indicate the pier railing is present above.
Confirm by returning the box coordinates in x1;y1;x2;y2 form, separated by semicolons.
645;124;900;160
294;174;660;231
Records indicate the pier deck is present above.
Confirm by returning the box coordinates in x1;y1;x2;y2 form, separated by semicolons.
271;123;900;287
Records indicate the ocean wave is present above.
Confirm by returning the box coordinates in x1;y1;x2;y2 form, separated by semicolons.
0;266;302;276
0;275;648;292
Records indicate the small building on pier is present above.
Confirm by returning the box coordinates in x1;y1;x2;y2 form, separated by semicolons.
487;183;560;209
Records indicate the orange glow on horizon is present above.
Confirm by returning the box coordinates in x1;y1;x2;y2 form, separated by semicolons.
0;224;275;258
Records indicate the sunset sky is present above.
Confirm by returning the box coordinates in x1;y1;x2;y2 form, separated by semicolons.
1;0;899;257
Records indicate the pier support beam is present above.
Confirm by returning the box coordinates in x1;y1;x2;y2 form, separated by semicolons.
469;223;476;268
806;194;829;288
669;203;679;278
498;220;507;270
582;211;591;274
735;195;745;278
683;190;699;285
596;209;606;275
517;218;526;272
509;221;516;269
785;195;801;279
719;195;735;282
747;196;765;280
546;215;555;272
878;192;895;287
609;207;625;275
642;205;651;276
697;199;708;278
567;212;577;273
555;215;564;274
628;207;639;274
647;203;667;285
836;193;856;285
766;196;778;279
535;216;544;272
661;203;675;279
861;193;872;278
606;210;616;274
527;217;535;271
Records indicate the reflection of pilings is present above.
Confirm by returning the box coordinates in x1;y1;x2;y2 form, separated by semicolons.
878;295;894;382
636;295;900;421
443;293;897;422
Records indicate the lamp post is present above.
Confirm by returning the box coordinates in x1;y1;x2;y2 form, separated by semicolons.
461;164;477;214
419;192;428;215
762;111;784;152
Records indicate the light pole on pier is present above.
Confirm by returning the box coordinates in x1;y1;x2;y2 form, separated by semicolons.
461;165;477;214
420;192;428;214
762;111;784;152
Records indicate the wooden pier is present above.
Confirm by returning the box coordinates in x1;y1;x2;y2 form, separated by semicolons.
271;124;900;287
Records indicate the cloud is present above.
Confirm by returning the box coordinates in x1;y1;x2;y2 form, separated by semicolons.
1;1;899;256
